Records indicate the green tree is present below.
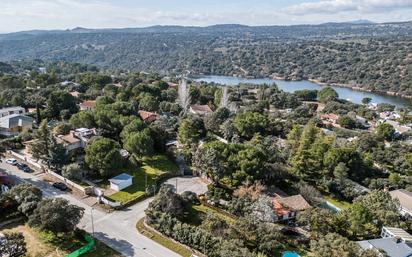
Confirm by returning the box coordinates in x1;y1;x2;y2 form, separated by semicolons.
47;134;68;168
46;90;78;119
28;198;84;234
9;183;42;217
177;116;206;146
85;137;122;177
376;123;395;141
310;233;368;257
362;97;372;105
120;119;145;143
30;120;50;162
69;111;95;128
62;163;83;181
233;112;268;139
124;128;154;159
318;87;338;103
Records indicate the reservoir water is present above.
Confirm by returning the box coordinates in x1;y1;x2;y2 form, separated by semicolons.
193;75;412;110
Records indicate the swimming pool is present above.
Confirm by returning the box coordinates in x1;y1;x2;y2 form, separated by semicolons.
282;251;300;257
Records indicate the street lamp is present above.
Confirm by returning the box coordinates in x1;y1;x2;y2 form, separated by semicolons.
91;208;95;237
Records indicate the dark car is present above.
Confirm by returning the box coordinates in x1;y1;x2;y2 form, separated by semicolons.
16;163;28;170
280;227;302;237
52;182;68;191
22;166;33;173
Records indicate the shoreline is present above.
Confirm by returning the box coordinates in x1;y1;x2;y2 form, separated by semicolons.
190;74;412;101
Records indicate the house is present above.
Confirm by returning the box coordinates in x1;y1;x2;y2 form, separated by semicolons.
320;113;340;127
389;189;412;217
358;227;412;257
189;105;213;116
79;100;96;111
0;106;25;118
55;128;97;152
109;173;133;191
167;82;178;89
273;194;311;221
69;91;81;98
138;110;158;122
0;114;34;137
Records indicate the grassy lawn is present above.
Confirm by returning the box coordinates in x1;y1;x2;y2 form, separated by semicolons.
0;223;121;257
324;196;352;210
136;218;193;257
107;155;178;204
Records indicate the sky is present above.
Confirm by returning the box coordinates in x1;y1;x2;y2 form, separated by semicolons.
1;0;412;33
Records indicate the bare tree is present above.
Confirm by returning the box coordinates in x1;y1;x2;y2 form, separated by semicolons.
220;86;230;108
178;79;191;114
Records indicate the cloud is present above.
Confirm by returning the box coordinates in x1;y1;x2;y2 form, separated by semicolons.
285;0;412;15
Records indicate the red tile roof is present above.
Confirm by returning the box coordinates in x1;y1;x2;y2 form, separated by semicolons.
138;110;158;122
80;100;96;109
273;195;311;216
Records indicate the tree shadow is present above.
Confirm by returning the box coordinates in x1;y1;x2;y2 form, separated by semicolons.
93;231;135;257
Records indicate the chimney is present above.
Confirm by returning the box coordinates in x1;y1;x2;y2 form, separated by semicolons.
393;236;403;244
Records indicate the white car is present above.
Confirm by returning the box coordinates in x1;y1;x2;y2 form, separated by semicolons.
6;158;17;165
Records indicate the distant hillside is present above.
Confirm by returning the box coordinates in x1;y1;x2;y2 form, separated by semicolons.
0;22;411;96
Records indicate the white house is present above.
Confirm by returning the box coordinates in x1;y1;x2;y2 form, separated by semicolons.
109;173;133;191
0;106;25;118
0;114;34;137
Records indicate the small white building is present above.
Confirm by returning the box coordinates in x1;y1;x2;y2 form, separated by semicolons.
109;173;133;191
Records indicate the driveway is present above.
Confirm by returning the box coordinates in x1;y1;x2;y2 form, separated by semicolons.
0;160;181;257
164;176;209;195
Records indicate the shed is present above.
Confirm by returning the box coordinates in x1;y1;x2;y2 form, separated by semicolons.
109;173;133;191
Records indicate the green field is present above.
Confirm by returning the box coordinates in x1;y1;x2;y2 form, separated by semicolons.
107;155;179;204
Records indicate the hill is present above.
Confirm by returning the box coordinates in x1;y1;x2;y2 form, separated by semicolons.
0;22;411;96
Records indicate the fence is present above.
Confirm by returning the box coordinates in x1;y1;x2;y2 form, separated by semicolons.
65;235;95;257
99;196;122;208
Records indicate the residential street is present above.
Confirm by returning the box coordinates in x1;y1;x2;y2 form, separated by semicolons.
0;160;203;257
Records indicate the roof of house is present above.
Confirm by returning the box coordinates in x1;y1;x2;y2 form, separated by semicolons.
0;106;25;113
190;104;213;113
277;195;311;212
79;100;96;109
138;110;158;121
384;227;412;242
109;173;133;185
70;91;81;98
0;114;34;129
389;189;412;212
358;238;412;257
320;113;339;120
56;133;81;145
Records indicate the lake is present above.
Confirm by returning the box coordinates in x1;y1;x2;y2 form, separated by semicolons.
192;75;412;110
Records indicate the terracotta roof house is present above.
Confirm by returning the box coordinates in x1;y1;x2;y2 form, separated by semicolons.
55;128;97;152
189;104;213;116
167;82;178;89
138;110;158;122
79;100;96;111
389;189;412;217
273;194;311;221
70;91;81;98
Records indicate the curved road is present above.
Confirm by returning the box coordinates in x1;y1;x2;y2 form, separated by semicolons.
1;160;207;257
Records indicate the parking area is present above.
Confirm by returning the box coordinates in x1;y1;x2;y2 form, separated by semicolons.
163;176;209;195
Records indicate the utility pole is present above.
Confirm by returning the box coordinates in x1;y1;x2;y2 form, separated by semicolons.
91;208;95;237
175;178;178;193
145;172;147;189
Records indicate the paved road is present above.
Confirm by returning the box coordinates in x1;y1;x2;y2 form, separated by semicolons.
0;160;183;257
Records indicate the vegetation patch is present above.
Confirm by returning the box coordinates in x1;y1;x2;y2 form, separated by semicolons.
136;218;194;257
107;155;178;204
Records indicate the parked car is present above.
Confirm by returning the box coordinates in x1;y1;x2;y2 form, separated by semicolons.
52;182;68;191
6;159;17;165
22;167;33;173
16;163;28;170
